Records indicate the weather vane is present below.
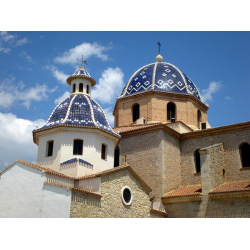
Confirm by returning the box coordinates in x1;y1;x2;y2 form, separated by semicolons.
157;42;161;54
77;55;88;66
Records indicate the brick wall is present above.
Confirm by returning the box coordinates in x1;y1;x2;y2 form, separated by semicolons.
114;92;207;128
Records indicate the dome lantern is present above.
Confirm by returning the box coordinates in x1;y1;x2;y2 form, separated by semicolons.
66;66;96;96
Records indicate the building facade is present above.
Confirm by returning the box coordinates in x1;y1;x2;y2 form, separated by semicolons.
0;53;249;218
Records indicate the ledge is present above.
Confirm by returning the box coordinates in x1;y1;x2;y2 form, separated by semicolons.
150;208;168;217
209;190;250;200
240;167;250;171
162;195;202;204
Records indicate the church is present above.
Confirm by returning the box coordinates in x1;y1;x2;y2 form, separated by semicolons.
0;52;250;218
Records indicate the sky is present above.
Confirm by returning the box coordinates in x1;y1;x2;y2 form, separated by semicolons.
0;31;250;170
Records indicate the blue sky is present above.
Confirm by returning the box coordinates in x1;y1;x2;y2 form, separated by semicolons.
0;31;250;170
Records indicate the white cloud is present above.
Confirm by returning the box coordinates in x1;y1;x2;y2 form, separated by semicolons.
92;67;124;104
225;96;233;100
54;42;110;64
19;51;34;63
55;91;70;104
103;107;114;128
0;77;58;109
201;81;222;103
0;32;30;54
14;37;30;47
44;65;70;84
0;112;45;171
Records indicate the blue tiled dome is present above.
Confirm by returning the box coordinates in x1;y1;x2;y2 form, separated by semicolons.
120;60;203;102
34;94;119;137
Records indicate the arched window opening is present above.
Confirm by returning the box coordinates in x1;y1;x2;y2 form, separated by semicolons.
197;110;201;128
79;83;83;92
73;84;76;93
167;102;176;121
114;146;120;167
194;149;201;173
47;140;54;157
240;143;250;168
101;144;107;160
132;104;140;122
86;85;89;94
116;114;119;127
73;139;83;155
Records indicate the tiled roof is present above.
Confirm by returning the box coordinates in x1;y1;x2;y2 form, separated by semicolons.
113;123;162;133
162;185;202;198
209;180;250;194
120;61;202;102
33;94;119;137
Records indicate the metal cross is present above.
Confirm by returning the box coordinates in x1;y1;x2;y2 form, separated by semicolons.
77;55;88;66
157;42;161;54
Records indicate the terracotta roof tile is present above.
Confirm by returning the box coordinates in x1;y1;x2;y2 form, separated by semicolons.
209;180;250;194
113;123;162;133
162;185;202;198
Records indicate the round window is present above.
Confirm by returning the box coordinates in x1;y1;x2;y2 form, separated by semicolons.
121;186;133;205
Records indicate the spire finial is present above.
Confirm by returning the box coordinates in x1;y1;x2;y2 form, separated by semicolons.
77;55;88;67
157;42;161;54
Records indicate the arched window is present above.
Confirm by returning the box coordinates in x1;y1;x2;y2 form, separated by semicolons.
197;110;201;128
132;104;140;122
101;144;107;160
114;146;120;167
79;83;83;92
46;140;54;157
240;143;250;168
167;102;176;121
194;149;201;173
73;84;76;93
86;85;89;94
116;114;119;127
73;139;83;155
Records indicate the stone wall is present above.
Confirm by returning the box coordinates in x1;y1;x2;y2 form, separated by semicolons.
180;129;250;187
70;169;165;218
164;197;250;218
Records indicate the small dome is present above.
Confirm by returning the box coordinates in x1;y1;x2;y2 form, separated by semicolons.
120;60;203;102
66;66;96;86
34;94;119;136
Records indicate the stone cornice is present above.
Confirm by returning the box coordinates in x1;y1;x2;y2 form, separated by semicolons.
117;121;250;142
161;195;202;204
209;190;250;200
150;208;168;217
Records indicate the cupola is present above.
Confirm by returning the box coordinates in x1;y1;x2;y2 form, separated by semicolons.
33;65;120;178
66;66;95;96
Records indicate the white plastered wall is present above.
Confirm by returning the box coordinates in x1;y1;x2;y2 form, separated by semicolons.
71;79;91;96
37;128;116;177
0;162;72;218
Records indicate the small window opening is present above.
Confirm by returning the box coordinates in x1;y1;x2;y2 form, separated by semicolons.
195;149;201;173
116;114;119;127
79;83;83;92
73;84;76;93
121;186;133;205
47;141;54;157
101;144;107;160
132;104;140;122
167;102;176;120
197;110;201;128
86;85;89;94
114;146;120;167
240;143;250;168
73;139;83;155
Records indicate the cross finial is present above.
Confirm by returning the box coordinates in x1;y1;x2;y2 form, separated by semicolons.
157;42;161;54
77;55;88;67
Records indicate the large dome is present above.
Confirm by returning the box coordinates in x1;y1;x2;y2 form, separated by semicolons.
120;56;203;102
34;94;118;136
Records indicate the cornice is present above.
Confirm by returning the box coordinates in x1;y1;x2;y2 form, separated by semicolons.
161;194;202;204
33;124;120;145
117;121;250;142
209;190;250;200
